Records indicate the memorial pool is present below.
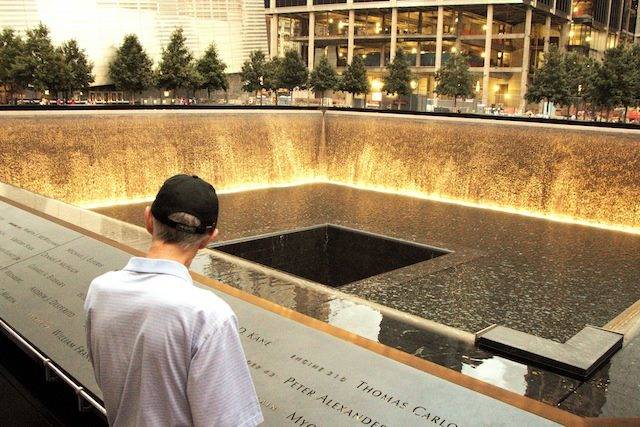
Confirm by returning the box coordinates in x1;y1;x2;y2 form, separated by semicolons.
95;183;640;343
1;108;639;421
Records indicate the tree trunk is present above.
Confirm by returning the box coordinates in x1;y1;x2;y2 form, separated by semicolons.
454;96;457;109
351;92;355;108
320;91;323;106
623;106;628;123
225;91;229;104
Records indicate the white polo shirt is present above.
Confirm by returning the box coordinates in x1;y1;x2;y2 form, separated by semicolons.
84;257;263;427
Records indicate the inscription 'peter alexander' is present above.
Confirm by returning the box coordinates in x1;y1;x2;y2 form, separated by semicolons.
283;377;387;427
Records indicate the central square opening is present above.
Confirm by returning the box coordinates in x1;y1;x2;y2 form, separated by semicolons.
211;224;450;287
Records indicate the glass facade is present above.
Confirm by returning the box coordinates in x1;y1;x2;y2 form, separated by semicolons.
269;0;640;109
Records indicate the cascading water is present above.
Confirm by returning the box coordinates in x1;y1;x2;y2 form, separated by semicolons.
0;109;638;231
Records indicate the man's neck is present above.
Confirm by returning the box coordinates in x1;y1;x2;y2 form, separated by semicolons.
146;240;198;267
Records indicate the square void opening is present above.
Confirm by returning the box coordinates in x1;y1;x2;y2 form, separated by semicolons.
211;224;450;287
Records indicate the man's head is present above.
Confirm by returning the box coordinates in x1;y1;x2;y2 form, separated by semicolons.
145;174;219;251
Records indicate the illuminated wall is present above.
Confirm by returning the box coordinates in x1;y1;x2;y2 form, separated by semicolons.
0;0;268;84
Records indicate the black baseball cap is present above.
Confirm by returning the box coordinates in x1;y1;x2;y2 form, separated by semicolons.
151;174;219;234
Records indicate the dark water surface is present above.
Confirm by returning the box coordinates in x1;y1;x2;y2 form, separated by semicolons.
95;183;640;343
94;183;640;417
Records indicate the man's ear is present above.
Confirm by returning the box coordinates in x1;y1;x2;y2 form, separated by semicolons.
144;206;154;235
200;228;219;249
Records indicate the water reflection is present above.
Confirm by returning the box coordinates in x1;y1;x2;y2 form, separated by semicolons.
327;299;383;342
461;356;528;395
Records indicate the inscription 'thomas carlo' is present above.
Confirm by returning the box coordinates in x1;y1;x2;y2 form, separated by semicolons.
283;377;459;427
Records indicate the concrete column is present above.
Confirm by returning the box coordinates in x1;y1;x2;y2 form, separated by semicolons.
616;0;625;43
482;5;494;106
435;6;444;69
347;10;355;63
635;4;640;43
559;21;570;51
308;12;315;69
543;15;551;53
519;7;533;113
270;14;278;58
605;0;613;35
455;11;463;51
380;45;386;67
390;8;398;61
624;0;632;34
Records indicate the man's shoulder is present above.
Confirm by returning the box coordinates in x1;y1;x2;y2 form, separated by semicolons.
186;285;235;319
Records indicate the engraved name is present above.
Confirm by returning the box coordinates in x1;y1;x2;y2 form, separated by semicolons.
4;269;23;283
0;287;16;304
30;286;76;318
356;380;459;427
238;327;273;346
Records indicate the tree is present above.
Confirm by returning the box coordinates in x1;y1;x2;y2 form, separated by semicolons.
186;64;204;99
264;56;283;105
108;34;154;103
156;28;194;96
564;51;597;118
600;46;636;121
582;46;637;121
0;28;24;103
196;43;228;101
309;55;338;105
434;53;474;108
60;39;94;98
339;55;369;107
279;49;308;100
240;50;267;104
12;24;65;98
525;46;570;114
383;49;412;109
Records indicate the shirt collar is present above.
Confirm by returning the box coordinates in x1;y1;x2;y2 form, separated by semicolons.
123;257;193;285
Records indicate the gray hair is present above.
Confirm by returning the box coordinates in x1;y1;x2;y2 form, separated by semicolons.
152;212;209;250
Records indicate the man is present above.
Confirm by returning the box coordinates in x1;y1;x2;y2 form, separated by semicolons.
84;174;263;427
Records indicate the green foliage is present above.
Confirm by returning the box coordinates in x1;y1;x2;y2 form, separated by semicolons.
278;50;308;92
597;46;636;110
434;53;474;105
186;64;204;93
196;43;228;97
156;28;193;91
0;28;25;102
108;34;154;99
338;55;369;98
525;46;570;107
383;49;412;97
263;56;282;93
309;55;338;103
240;50;267;95
11;24;65;96
60;39;94;95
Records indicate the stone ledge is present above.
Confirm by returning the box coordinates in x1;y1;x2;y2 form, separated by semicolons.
476;325;623;379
